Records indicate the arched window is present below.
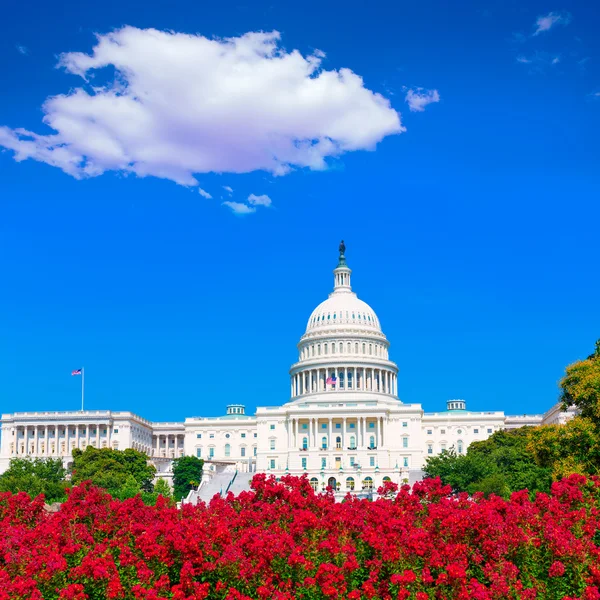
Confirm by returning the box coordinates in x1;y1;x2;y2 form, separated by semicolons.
310;477;319;491
332;343;336;354
318;344;321;355
224;443;231;457
363;477;373;490
349;435;356;448
321;437;327;450
302;437;308;450
324;343;328;355
457;440;463;454
383;476;391;483
369;344;372;355
355;342;359;353
369;435;375;448
336;436;342;449
346;477;355;490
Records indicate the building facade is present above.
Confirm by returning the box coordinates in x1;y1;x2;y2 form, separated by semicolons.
0;245;576;491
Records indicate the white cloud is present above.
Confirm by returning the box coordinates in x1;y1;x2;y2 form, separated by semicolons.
198;188;212;199
223;186;234;194
516;51;562;70
16;45;29;55
247;193;272;207
405;88;440;112
0;27;403;186
533;11;571;36
223;201;256;215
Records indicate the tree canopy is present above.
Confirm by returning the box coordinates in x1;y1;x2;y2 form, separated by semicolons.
70;446;156;494
172;455;203;501
424;427;553;497
560;339;600;425
0;457;67;503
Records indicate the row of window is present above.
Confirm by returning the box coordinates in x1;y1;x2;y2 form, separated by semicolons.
424;427;493;435
196;432;257;439
311;311;374;324
295;421;378;431
427;441;464;454
196;445;257;459
301;341;388;360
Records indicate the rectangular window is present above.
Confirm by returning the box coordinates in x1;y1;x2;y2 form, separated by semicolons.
270;439;275;450
196;448;202;457
440;429;446;434
209;447;214;458
336;423;341;429
270;459;275;469
302;457;307;469
321;457;326;468
427;444;433;454
487;428;492;434
350;456;355;466
196;433;202;438
322;424;327;429
210;434;215;439
402;422;408;428
369;422;375;429
241;433;246;438
402;437;408;448
441;443;447;451
253;447;257;456
369;456;375;467
270;424;275;430
335;456;341;467
254;433;257;438
426;429;432;435
302;423;308;429
113;429;118;434
349;423;355;429
403;457;409;467
102;429;106;435
473;428;479;434
241;447;246;457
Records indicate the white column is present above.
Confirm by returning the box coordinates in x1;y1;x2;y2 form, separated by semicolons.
344;367;348;390
328;418;332;449
294;419;298;448
334;367;338;391
353;367;357;390
86;425;90;448
44;426;49;455
377;417;382;447
342;417;347;449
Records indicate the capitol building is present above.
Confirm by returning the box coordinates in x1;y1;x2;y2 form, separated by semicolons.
0;244;574;494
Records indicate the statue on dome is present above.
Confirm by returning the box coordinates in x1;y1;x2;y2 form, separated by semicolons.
339;240;346;257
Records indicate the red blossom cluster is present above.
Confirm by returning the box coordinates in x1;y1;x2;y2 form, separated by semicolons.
1;474;600;599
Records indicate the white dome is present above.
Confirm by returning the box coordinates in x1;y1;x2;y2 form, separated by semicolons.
306;293;381;334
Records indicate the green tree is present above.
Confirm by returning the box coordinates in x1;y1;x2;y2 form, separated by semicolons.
0;457;67;503
560;339;600;425
172;455;203;501
70;446;156;495
424;428;552;498
154;478;172;499
527;416;600;479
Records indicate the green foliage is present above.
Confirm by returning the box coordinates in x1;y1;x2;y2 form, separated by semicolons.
560;339;600;425
0;457;67;503
527;416;600;479
154;477;172;499
424;428;552;498
172;455;203;501
70;446;156;495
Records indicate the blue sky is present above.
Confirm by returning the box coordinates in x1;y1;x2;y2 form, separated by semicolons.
0;0;598;422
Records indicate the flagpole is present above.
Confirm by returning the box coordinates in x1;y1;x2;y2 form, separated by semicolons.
81;367;85;412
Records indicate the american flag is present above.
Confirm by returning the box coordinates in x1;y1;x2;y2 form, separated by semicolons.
71;369;82;376
326;376;337;385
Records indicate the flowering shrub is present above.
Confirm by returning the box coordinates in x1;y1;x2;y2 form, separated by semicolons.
1;474;600;599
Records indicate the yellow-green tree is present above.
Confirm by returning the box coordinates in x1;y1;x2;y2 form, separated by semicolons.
560;339;600;424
